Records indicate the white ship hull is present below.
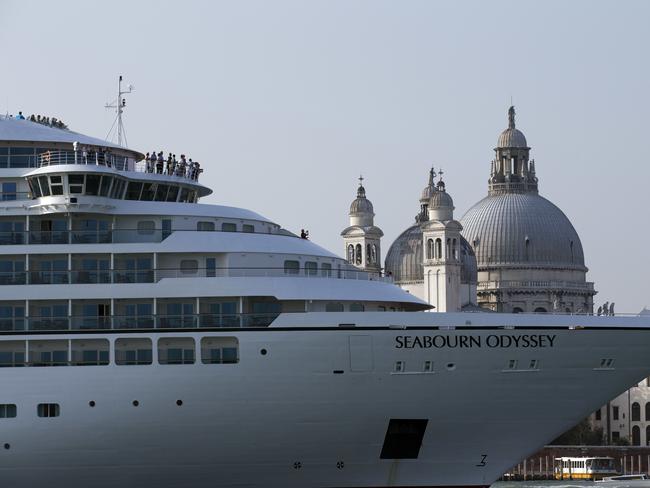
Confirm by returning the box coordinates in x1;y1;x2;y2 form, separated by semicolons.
1;313;649;488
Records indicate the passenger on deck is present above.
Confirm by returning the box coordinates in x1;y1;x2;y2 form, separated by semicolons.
166;153;173;175
16;112;25;120
156;152;164;174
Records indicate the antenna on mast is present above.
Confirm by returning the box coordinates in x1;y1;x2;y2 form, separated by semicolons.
105;75;134;147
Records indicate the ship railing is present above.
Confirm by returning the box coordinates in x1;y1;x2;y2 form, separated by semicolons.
0;313;282;332
35;150;202;182
37;150;132;171
0;192;32;202
0;266;390;285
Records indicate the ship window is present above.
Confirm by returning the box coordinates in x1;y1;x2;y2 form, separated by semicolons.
0;341;25;367
197;221;215;231
125;182;143;200
28;177;41;198
140;182;156;201
37;403;59;418
221;222;237;232
68;174;85;194
206;257;217;277
380;419;428;459
38;175;51;196
0;404;16;418
284;260;299;274
394;361;404;372
242;224;254;233
350;303;365;312
507;359;518;370
85;174;101;195
71;339;109;366
179;187;189;202
325;302;344;312
99;175;112;197
528;359;539;370
166;185;179;202
423;360;433;372
115;338;153;365
28;340;68;366
110;178;126;199
180;259;198;274
201;337;239;364
137;221;155;235
305;261;317;276
154;184;170;202
321;263;332;277
158;337;195;365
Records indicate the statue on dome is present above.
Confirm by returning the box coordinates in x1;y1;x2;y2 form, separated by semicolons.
508;106;516;129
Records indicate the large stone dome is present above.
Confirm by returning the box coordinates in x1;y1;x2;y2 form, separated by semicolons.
460;192;585;270
385;224;477;283
497;127;527;148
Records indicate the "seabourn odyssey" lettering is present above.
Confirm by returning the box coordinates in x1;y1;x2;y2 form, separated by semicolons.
394;334;556;349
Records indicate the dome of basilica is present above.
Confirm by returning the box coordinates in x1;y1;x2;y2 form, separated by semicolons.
460;192;585;270
385;224;477;284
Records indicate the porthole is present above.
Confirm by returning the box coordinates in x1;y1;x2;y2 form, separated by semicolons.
260;348;267;356
176;400;183;406
3;443;9;450
446;363;456;371
89;401;96;407
132;400;139;407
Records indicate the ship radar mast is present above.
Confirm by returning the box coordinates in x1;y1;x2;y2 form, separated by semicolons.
105;75;134;147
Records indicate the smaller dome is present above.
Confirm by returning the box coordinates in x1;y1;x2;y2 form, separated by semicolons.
349;184;374;215
497;128;527;148
429;189;453;209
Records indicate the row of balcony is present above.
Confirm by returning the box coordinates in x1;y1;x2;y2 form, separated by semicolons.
0;312;280;332
0;266;387;285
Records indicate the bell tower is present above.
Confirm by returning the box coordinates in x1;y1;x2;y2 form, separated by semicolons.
421;176;462;312
341;177;383;273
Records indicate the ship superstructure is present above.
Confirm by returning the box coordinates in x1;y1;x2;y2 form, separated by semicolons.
0;114;649;488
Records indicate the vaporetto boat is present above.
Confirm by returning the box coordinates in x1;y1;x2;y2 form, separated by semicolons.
0;112;649;488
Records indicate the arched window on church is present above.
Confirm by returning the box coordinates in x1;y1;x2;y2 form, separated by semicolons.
347;244;354;264
446;238;450;260
452;238;458;260
366;243;371;264
633;425;641;446
355;244;362;265
371;244;377;264
435;238;442;259
632;402;641;421
645;402;650;422
426;239;434;260
646;425;650;446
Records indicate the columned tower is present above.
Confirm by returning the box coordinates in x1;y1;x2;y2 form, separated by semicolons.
421;179;463;312
341;177;383;273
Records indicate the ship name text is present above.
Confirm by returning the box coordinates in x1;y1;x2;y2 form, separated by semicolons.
394;334;556;349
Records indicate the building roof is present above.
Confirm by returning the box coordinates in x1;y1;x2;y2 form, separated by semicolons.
460;192;586;269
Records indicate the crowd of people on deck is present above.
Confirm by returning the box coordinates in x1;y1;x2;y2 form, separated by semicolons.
144;151;202;180
11;111;69;129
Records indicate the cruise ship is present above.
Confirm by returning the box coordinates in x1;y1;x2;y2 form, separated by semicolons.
0;111;649;488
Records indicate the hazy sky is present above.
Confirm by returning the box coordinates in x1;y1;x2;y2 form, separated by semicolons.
1;0;648;313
